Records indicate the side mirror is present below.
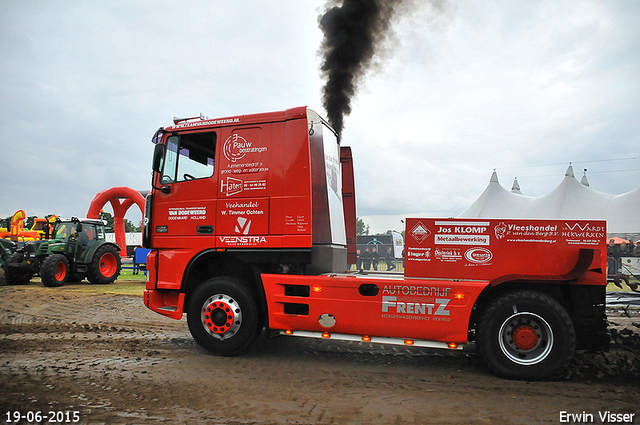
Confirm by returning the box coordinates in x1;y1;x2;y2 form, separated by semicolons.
152;143;166;173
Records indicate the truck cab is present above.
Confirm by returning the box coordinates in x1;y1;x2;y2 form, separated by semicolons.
144;107;356;317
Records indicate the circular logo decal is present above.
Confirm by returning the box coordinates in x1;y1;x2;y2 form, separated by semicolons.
464;247;493;264
223;134;248;163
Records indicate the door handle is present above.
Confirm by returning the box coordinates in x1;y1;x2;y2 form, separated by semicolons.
197;225;214;235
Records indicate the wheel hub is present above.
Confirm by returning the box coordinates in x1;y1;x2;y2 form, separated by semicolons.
499;311;553;366
55;261;67;281
512;324;539;351
98;253;117;276
201;294;242;339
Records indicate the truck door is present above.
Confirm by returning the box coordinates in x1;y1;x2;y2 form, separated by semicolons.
151;131;218;249
215;127;271;248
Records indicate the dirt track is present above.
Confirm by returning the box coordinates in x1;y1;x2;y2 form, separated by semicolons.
1;279;639;425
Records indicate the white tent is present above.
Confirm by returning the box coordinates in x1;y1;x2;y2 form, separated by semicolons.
608;186;640;237
459;165;640;240
458;171;532;218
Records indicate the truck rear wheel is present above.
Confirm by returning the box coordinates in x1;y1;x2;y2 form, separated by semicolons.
3;253;33;285
187;277;260;356
41;254;69;287
87;245;121;284
477;290;575;380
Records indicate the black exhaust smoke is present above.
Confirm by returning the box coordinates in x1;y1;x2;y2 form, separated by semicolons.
319;0;403;137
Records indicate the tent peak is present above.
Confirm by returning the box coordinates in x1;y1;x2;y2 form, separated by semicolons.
581;169;590;187
490;169;499;183
565;163;575;178
511;177;522;194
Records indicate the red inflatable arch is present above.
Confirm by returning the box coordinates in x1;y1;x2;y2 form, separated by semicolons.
87;187;146;257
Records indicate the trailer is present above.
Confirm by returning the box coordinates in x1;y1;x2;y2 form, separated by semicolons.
142;107;608;379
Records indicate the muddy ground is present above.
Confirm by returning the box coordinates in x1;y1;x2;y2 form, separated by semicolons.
1;277;639;425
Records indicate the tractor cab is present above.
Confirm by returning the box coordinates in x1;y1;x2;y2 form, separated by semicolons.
44;218;106;257
37;218;102;258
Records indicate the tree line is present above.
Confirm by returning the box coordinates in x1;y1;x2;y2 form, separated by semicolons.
357;217;405;238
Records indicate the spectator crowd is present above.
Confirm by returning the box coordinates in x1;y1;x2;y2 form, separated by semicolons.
355;246;397;271
607;239;640;259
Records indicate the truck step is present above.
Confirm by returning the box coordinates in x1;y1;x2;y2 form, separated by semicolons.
277;329;463;350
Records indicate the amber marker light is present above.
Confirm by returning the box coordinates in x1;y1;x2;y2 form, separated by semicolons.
312;286;323;293
448;342;458;349
404;339;414;345
454;293;465;300
285;330;293;335
362;335;371;342
322;332;331;338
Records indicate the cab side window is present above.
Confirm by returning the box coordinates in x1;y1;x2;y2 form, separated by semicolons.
78;224;96;246
161;132;216;184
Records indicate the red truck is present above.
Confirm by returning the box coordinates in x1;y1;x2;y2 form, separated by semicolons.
143;106;608;380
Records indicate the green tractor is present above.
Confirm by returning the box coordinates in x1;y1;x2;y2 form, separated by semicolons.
2;217;121;287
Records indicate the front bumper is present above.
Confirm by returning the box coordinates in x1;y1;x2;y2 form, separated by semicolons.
144;289;185;320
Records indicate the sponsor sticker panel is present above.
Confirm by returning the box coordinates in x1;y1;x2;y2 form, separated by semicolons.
219;129;270;176
217;198;269;238
381;284;452;322
167;206;208;221
369;280;487;342
220;176;268;197
404;218;606;280
284;214;310;233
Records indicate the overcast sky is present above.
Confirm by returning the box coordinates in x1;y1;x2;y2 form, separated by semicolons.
1;1;639;234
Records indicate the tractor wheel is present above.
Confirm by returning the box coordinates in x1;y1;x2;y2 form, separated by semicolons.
476;290;575;380
3;253;33;285
87;245;121;284
187;277;261;356
41;254;70;287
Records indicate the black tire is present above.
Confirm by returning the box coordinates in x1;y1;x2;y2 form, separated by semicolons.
187;277;261;356
3;253;33;285
476;290;575;380
87;245;121;284
40;254;70;287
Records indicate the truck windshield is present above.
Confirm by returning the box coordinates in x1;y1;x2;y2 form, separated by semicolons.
161;132;216;184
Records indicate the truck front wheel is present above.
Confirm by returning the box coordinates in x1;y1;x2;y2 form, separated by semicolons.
187;277;260;356
477;290;575;380
41;254;69;287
